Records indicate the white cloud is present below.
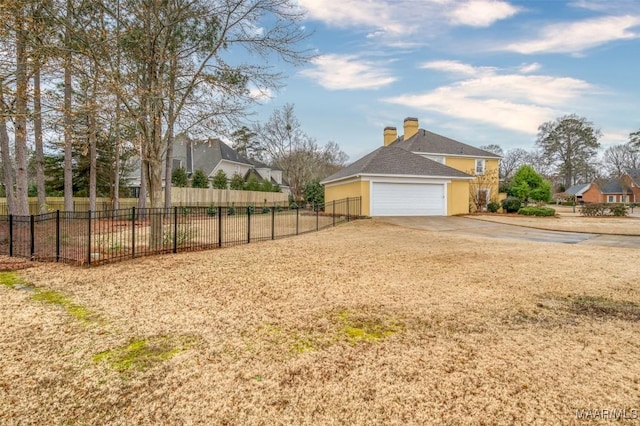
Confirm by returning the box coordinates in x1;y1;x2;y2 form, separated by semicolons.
384;64;591;134
298;0;519;42
505;15;640;54
248;86;273;102
449;0;519;27
297;0;409;36
518;62;541;74
420;60;496;76
300;54;397;90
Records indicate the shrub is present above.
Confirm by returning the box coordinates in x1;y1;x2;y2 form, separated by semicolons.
171;167;188;188
206;204;217;217
610;204;629;217
290;202;298;209
227;205;236;215
518;206;555;216
508;165;552;203
501;196;522;213
163;227;196;246
191;168;209;188
247;205;255;215
580;203;608;216
487;201;500;213
211;170;228;189
261;206;271;214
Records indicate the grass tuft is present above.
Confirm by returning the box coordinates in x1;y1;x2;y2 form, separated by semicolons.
93;336;195;373
31;289;95;322
0;271;22;288
337;310;402;343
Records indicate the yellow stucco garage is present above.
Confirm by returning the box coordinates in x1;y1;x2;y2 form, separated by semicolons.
321;117;501;217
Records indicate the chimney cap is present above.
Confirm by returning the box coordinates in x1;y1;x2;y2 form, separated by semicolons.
384;126;397;131
404;117;418;123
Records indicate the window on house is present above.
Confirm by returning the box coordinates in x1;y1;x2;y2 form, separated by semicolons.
475;159;485;175
607;195;614;203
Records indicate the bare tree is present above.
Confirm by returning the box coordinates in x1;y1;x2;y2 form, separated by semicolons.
500;148;528;180
479;144;503;157
469;168;499;212
603;143;640;177
253;104;347;201
630;129;640;150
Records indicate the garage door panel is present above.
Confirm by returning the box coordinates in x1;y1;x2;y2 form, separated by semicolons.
372;182;445;216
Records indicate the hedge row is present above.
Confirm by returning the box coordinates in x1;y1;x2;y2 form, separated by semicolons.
517;206;556;216
580;203;629;217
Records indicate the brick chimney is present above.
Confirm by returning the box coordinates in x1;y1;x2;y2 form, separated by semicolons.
403;117;419;140
383;126;397;146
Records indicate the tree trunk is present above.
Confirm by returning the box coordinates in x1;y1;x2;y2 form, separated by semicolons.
14;5;30;216
63;0;74;212
138;154;147;210
34;66;47;214
0;87;16;215
113;99;121;211
164;54;177;210
88;90;97;213
113;0;121;212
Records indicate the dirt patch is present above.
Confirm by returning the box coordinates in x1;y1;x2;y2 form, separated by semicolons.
2;220;640;424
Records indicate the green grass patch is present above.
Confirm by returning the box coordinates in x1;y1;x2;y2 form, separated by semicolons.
258;310;403;356
93;336;195;373
337;310;402;343
0;271;22;288
31;289;95;322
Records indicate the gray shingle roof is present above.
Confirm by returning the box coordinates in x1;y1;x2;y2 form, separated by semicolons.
320;146;472;184
565;183;591;196
172;135;253;176
391;129;501;158
627;169;640;183
600;179;632;194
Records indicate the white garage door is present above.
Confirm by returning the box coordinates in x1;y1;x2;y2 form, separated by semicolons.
371;182;445;216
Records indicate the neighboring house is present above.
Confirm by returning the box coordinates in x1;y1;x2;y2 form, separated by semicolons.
565;170;640;204
599;172;640;203
127;134;289;195
321;117;501;216
565;183;600;204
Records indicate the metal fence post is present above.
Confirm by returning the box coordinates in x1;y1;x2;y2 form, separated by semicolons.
56;210;60;262
247;206;251;244
332;201;335;226
131;207;136;259
218;207;223;247
271;207;275;240
296;206;299;235
8;214;13;257
316;205;319;231
30;215;35;259
346;198;350;222
87;210;92;266
173;206;178;253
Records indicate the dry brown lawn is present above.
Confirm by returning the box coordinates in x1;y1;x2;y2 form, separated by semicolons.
1;220;640;425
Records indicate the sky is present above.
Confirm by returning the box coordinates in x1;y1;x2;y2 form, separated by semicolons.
251;0;640;162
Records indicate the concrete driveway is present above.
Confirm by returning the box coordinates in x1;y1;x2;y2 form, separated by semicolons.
376;216;640;248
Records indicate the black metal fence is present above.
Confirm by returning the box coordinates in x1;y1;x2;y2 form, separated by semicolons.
0;197;361;267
